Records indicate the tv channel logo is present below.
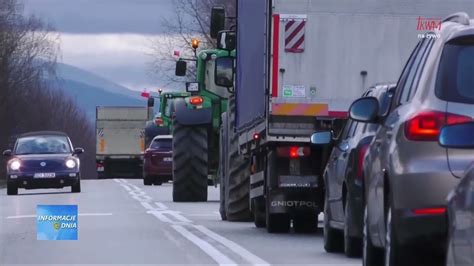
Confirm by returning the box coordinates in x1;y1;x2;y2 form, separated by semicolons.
37;205;78;240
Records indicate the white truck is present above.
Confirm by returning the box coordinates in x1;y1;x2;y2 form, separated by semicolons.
95;106;148;179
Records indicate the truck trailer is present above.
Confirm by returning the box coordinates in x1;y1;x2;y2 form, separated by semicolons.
96;106;148;179
213;0;473;233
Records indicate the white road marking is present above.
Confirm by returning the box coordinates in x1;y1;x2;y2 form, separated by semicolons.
163;211;192;223
172;224;237;266
148;210;174;223
194;225;271;266
140;201;155;210
115;179;269;265
155;202;168;210
120;184;132;191
6;213;113;219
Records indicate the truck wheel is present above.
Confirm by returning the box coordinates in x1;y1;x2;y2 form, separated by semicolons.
219;112;228;220
172;120;208;202
71;180;81;193
7;183;18;195
252;199;266;228
225;95;252;221
294;213;318;233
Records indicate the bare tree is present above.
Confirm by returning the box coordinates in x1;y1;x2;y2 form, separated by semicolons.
0;0;97;181
148;0;235;88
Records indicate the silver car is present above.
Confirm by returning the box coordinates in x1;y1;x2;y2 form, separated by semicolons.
348;13;474;266
440;122;474;266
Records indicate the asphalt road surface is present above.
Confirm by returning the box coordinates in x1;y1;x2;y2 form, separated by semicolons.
0;179;360;265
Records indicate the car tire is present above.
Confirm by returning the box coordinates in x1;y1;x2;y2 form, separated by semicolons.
294;213;318;233
363;205;384;266
71;180;81;193
172;120;208;202
344;192;362;257
153;177;162;186
384;206;410;266
143;175;153;186
324;189;344;252
7;183;18;195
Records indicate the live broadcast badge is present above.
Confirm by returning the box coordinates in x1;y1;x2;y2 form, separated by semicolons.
37;205;78;240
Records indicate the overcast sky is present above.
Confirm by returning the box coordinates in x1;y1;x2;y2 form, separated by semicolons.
23;0;175;91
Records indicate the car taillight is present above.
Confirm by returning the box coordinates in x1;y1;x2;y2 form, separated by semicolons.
189;96;203;105
412;207;446;216
405;111;472;141
155;118;164;126
276;146;311;158
356;143;370;180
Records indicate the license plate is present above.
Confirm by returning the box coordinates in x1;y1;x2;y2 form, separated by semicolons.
163;157;172;162
34;173;56;178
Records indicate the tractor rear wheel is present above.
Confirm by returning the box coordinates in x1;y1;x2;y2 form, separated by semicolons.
172;120;208;202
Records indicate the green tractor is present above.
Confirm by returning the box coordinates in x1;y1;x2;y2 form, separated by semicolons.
144;91;191;148
171;7;251;221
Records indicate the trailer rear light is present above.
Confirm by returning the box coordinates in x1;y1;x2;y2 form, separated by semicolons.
405;111;472;141
253;133;260;141
412;207;446;216
276;146;310;158
356;143;370;181
155;118;164;126
189;96;203;105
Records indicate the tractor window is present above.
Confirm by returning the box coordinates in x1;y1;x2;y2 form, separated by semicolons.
205;59;231;98
164;99;174;117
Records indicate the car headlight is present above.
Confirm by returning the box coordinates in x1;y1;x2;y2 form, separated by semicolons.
65;159;77;169
9;159;21;171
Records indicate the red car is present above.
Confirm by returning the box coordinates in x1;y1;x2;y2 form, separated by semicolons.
143;135;173;186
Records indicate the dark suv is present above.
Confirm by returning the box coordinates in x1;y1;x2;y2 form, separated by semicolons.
348;13;474;265
321;83;396;257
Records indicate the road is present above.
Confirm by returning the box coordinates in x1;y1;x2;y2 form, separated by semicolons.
0;179;360;265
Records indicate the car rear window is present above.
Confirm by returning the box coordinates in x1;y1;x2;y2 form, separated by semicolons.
151;139;172;149
436;37;474;104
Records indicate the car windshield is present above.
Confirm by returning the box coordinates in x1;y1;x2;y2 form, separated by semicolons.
15;136;71;155
150;139;172;149
436;37;474;104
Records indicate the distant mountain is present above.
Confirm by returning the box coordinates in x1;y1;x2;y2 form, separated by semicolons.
45;63;155;122
55;63;142;100
50;79;146;121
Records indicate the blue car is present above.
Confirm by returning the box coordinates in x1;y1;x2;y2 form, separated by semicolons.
3;131;84;195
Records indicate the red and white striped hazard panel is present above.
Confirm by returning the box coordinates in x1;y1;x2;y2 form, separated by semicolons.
282;14;307;53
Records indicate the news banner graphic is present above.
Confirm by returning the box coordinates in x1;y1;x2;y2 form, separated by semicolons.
37;205;78;240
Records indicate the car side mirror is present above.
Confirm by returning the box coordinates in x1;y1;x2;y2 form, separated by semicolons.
311;131;333;145
215;56;234;88
439;122;474;149
74;148;84;155
3;149;12;157
147;97;155;108
210;6;226;39
349;97;379;123
175;60;187;77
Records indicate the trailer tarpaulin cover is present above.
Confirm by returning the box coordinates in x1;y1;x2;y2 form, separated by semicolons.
236;0;267;132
